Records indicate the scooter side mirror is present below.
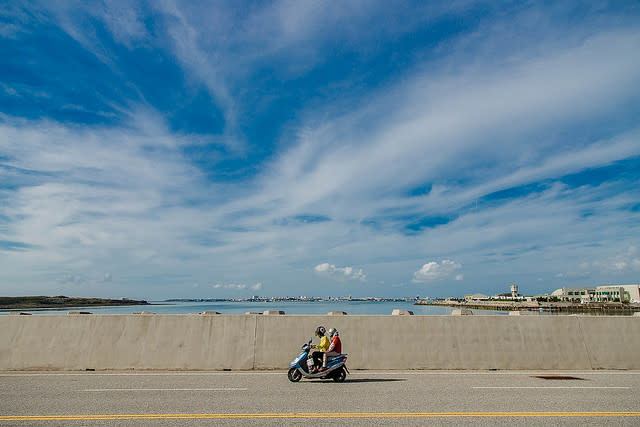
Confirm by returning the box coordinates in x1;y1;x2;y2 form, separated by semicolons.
308;338;312;344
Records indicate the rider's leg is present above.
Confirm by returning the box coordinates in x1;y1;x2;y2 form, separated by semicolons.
322;351;339;368
309;351;321;372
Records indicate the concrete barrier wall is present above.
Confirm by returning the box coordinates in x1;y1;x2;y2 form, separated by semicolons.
1;314;639;370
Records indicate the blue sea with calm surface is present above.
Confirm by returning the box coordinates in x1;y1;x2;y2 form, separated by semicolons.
0;300;509;315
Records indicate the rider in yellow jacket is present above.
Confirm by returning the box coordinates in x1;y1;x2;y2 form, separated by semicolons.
309;326;329;372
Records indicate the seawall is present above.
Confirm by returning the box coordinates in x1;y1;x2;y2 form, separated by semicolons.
1;314;639;370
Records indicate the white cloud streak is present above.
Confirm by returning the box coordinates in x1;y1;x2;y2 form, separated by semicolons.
314;263;366;282
256;30;640;221
212;282;263;291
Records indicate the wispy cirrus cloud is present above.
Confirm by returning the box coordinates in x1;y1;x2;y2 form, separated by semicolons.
257;30;640;220
557;247;640;282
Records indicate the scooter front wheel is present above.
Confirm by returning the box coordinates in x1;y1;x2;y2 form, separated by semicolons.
288;367;302;382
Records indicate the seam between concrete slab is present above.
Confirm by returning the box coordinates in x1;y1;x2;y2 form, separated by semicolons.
252;315;257;370
577;317;595;369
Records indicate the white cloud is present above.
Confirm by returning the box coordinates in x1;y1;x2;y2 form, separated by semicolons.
258;31;640;219
555;271;591;280
55;274;87;286
413;260;462;282
101;0;148;48
213;284;243;290
557;247;640;280
314;263;366;282
212;282;263;291
593;247;640;273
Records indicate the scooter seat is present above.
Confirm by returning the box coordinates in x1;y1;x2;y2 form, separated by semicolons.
327;353;346;361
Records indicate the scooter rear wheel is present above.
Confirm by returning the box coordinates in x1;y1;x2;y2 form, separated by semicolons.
288;367;302;382
331;367;346;382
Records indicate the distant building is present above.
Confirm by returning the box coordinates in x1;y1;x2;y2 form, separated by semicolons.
551;287;596;303
626;285;640;302
464;293;489;301
492;284;524;301
510;284;518;298
594;286;625;302
551;284;640;303
594;284;640;303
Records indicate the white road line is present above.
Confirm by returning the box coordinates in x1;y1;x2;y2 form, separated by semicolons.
473;386;631;389
365;371;640;376
2;371;639;377
356;372;640;376
82;388;248;392
0;372;282;377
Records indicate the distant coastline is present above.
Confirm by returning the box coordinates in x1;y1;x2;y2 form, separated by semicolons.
0;296;149;310
7;295;639;315
164;297;418;303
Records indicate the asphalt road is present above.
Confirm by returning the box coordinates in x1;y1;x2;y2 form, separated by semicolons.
1;370;639;426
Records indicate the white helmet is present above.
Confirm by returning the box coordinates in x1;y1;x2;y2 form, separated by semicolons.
328;328;338;337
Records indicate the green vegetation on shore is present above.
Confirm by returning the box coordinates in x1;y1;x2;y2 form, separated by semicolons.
0;296;148;310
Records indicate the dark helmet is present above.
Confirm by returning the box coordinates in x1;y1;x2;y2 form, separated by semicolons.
315;326;326;337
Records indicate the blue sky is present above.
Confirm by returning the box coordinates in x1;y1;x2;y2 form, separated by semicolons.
1;1;640;299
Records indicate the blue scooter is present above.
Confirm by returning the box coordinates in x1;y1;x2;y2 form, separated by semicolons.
287;339;348;382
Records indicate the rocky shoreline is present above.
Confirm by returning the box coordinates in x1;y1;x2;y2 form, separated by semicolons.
416;299;640;314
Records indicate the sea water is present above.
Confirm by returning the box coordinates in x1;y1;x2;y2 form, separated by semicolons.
0;300;508;315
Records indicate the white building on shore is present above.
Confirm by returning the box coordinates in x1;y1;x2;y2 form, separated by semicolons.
464;293;489;301
551;284;640;303
594;285;640;303
551;287;596;303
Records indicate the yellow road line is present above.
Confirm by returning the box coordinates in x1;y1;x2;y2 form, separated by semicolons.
2;412;640;421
